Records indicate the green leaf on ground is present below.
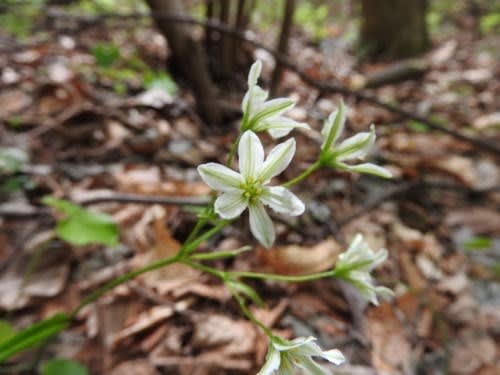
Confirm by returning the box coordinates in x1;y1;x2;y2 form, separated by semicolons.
42;359;88;375
143;70;178;96
92;43;120;68
0;321;16;346
463;236;492;251
0;313;70;362
43;197;119;246
408;120;430;133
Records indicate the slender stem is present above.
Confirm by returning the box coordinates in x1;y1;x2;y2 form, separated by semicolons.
282;161;321;188
226;133;242;167
181;259;225;278
178;220;231;257
229;269;333;282
229;286;273;337
189;246;252;261
71;253;181;317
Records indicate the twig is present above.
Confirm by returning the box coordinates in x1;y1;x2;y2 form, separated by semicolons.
0;193;209;220
76;192;209;206
332;179;500;231
42;10;500;156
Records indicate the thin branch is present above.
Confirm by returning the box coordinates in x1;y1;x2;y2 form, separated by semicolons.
41;10;500;155
0;193;209;220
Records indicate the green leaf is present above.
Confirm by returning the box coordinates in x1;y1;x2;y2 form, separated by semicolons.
480;13;500;34
0;313;70;362
408;120;430;133
42;359;88;375
43;197;119;246
92;43;120;68
143;70;178;96
463;237;492;251
0;321;16;346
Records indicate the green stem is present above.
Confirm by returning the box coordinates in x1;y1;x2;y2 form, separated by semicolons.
178;220;231;257
226;133;242;167
229;269;333;283
229;286;273;338
282;161;321;188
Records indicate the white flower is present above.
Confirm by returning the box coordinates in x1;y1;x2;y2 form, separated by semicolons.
197;130;304;248
321;100;392;179
334;234;393;305
258;336;345;375
242;60;309;138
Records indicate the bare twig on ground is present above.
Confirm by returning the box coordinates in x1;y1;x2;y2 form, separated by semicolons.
40;9;500;156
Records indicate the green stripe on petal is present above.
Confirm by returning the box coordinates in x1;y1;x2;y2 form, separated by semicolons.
214;192;248;219
257;342;281;375
249;98;294;129
260;186;304;216
259;138;296;182
198;163;243;192
322;100;346;152
335;124;376;161
238;131;264;180
346;163;392;178
249;202;275;248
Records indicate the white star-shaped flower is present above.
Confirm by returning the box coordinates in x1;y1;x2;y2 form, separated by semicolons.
334;234;393;305
258;336;345;375
242;60;309;138
197;130;304;248
321;100;392;178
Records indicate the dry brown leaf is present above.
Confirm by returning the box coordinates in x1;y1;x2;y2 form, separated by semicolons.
110;299;192;348
258;238;341;275
367;302;412;374
445;208;500;235
110;360;161;375
449;335;497;375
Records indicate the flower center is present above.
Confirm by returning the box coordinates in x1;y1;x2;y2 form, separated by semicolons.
241;180;263;204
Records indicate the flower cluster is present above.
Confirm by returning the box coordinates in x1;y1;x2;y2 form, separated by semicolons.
197;60;395;375
258;336;345;375
198;130;304;248
241;60;309;138
320;100;392;178
333;234;394;305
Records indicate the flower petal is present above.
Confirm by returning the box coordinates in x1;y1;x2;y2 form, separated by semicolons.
249;202;275;248
258;138;296;182
242;85;268;113
248;59;262;87
260;186;305;216
259;117;310;139
297;355;330;375
257;343;281;375
249;98;294;128
238;131;264;180
344;163;392;178
321;100;346;151
321;349;346;365
214;192;248;219
273;336;316;351
335;124;375;161
198;163;243;192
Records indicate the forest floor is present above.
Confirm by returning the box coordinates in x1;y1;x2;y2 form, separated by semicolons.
1;4;500;375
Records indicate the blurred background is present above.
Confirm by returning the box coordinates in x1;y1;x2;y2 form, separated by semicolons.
1;1;499;374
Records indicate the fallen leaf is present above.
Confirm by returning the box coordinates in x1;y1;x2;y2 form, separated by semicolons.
258;238;341;275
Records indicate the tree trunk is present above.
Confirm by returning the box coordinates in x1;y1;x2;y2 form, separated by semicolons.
360;0;429;59
146;0;221;124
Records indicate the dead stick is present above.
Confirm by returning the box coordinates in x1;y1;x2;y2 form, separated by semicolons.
42;10;500;156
